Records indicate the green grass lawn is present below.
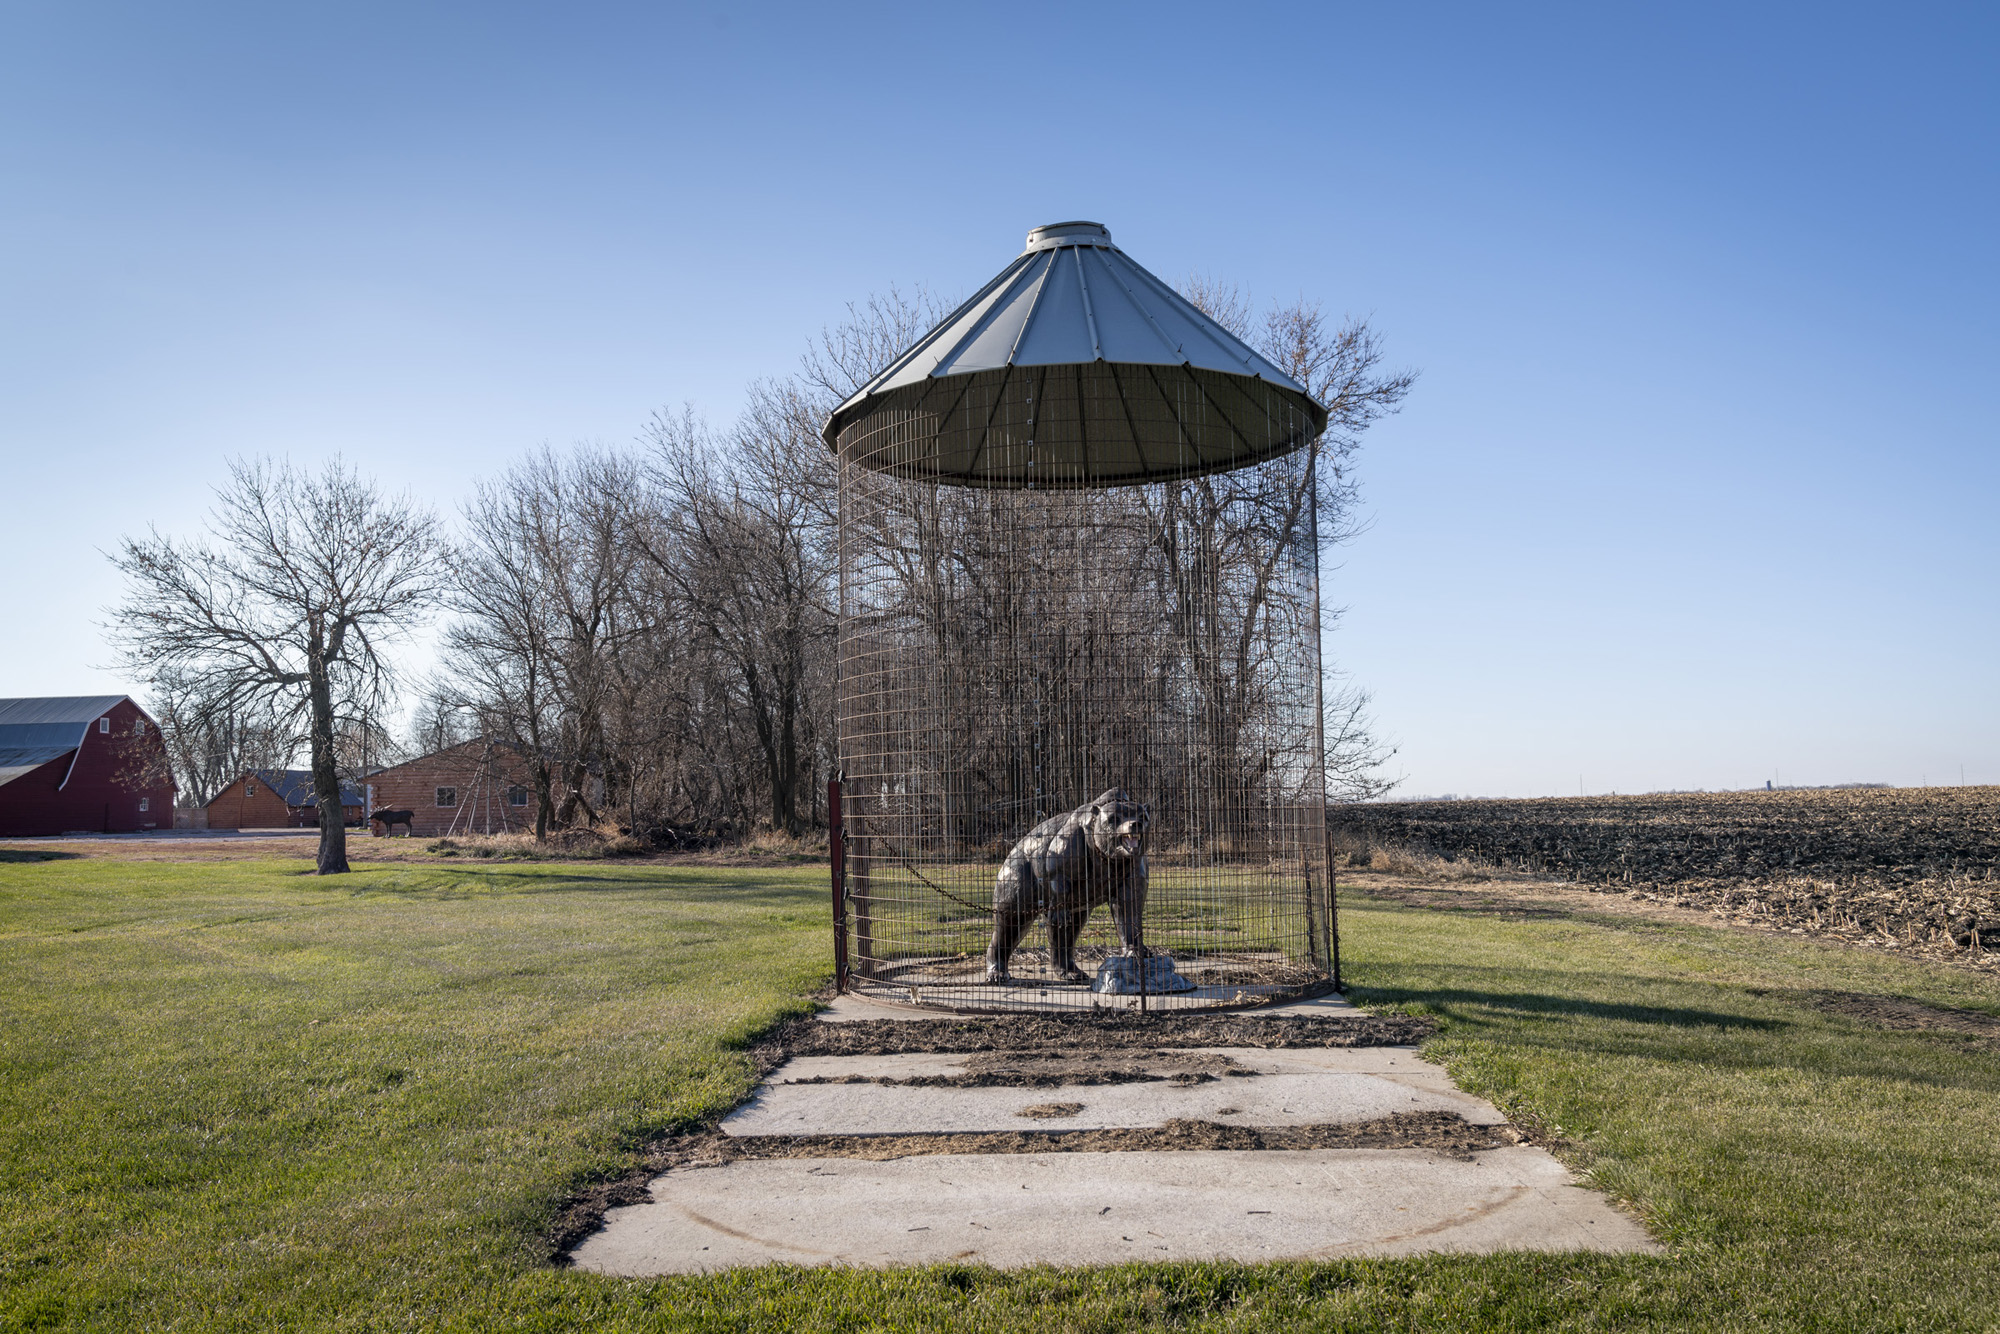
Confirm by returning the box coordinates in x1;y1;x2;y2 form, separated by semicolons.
3;853;1998;1332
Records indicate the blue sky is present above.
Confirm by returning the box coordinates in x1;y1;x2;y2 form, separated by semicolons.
2;1;1994;796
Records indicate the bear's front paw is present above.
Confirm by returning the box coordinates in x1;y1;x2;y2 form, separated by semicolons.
1058;966;1090;984
984;967;1012;985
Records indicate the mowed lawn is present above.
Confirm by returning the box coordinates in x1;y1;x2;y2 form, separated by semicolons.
2;853;1999;1332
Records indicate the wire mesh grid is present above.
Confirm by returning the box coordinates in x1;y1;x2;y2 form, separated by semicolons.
833;371;1337;1011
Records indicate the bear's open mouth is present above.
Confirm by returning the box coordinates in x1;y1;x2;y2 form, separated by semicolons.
1115;834;1140;856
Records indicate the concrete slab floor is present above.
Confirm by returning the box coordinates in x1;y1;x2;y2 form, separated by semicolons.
571;1147;1660;1274
812;990;1362;1023
768;1046;1465;1087
724;1060;1498;1136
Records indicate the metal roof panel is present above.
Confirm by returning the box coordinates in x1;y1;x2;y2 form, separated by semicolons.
246;768;365;808
824;222;1328;485
0;696;128;727
0;697;127;781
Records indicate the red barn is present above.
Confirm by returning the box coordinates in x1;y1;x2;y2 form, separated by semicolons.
206;769;367;829
0;696;176;837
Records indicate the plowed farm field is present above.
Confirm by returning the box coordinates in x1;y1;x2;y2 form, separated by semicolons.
1334;787;2000;968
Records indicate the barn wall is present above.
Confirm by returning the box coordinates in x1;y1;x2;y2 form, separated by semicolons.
0;699;175;837
286;801;367;828
365;742;535;838
206;777;295;829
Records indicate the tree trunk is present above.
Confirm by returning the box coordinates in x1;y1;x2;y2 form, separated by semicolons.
534;761;553;841
308;619;350;875
778;674;801;837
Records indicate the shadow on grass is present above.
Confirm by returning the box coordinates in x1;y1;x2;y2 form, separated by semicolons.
0;849;85;862
1357;981;1781;1033
1353;965;2000;1093
330;863;826;910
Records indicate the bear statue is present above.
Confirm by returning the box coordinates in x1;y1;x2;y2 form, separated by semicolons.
985;789;1149;985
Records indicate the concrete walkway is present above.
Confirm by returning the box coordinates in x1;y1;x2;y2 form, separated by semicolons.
723;1048;1506;1136
572;994;1658;1274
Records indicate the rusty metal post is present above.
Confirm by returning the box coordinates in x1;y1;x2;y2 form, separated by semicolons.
829;776;848;994
1329;856;1343;992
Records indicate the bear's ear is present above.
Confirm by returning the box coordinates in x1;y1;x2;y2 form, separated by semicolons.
1090;804;1103;822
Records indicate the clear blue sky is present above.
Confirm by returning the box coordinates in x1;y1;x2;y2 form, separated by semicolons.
3;1;1994;797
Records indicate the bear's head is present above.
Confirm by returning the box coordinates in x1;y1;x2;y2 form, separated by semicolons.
1085;789;1149;860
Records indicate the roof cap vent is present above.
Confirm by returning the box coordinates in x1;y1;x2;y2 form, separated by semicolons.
1024;220;1111;252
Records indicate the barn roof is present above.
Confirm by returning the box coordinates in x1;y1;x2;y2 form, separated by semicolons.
246;769;365;808
365;737;523;780
0;695;129;787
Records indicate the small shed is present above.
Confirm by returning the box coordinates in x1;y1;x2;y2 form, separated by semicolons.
364;739;536;837
205;769;367;829
0;695;175;837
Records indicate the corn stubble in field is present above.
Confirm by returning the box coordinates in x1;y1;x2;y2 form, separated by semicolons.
1336;786;2000;968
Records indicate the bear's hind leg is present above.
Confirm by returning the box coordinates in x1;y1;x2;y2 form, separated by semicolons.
1047;902;1092;983
985;863;1036;984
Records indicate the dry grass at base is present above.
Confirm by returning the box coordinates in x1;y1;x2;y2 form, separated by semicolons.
1338;839;1499;882
426;827;649;860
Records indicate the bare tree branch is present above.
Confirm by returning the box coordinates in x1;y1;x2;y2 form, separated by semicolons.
109;457;444;872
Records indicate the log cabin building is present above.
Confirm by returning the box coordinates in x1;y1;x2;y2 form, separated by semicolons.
365;739;536;837
205;769;367;829
0;695;176;837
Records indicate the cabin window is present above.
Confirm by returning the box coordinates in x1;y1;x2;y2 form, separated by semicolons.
435;787;457;807
98;717;110;733
139;797;150;812
508;785;529;807
134;718;146;736
246;780;257;795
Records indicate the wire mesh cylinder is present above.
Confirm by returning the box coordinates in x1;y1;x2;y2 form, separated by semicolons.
835;382;1334;1011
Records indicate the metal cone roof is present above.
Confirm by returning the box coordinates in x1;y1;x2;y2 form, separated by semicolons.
824;222;1328;488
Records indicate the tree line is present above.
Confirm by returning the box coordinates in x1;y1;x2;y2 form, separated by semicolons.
110;287;1410;874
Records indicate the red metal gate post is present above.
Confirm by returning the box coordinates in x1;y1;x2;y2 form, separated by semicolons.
828;776;848;993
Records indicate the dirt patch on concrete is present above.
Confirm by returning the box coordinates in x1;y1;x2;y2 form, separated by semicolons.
552;1009;1438;1259
698;1111;1514;1160
784;1049;1259;1089
661;1112;1510;1172
774;1011;1434;1058
548;1111;1516;1254
1016;1102;1086;1119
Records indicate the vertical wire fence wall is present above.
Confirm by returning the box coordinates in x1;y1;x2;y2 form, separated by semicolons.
834;368;1336;1010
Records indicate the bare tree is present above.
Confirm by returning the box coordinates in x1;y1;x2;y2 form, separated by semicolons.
146;664;295;807
109;457;444;873
1181;280;1415;801
641;409;834;836
1322;678;1399;802
438;446;637;839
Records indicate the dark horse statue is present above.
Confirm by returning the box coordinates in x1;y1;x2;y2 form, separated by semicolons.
371;808;415;836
